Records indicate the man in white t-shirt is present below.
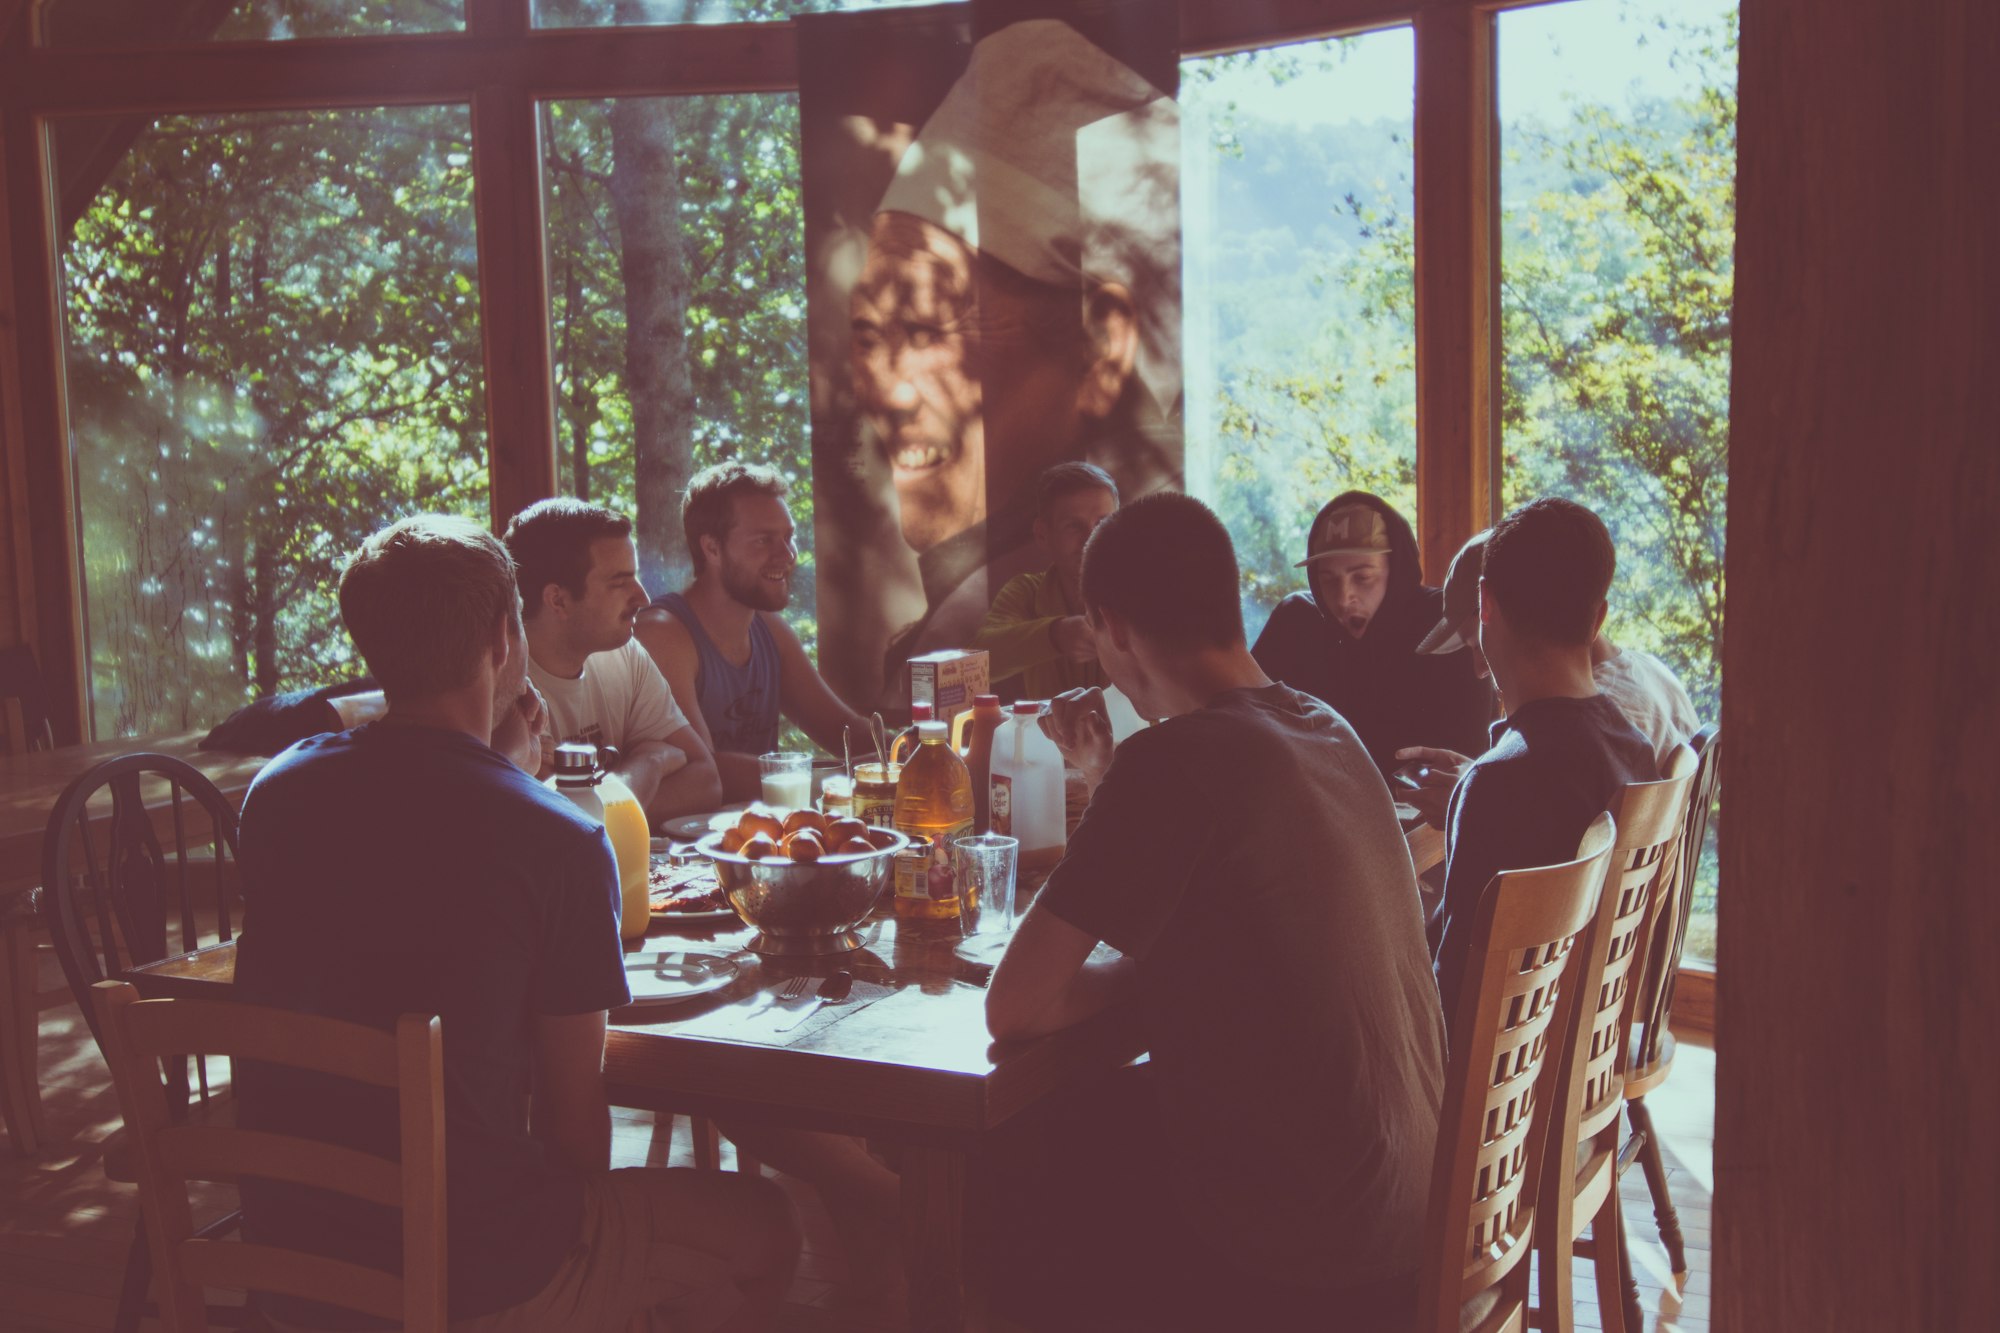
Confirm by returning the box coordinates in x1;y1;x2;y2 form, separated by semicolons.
503;499;721;824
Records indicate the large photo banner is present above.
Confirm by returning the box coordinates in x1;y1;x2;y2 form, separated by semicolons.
800;0;1184;712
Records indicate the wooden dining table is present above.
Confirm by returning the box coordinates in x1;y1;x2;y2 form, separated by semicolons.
122;812;1446;1329
0;731;269;901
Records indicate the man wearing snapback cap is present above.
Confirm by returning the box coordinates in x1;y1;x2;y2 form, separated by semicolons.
1252;490;1492;774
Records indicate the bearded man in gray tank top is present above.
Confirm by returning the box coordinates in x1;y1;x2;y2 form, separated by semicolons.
636;463;879;804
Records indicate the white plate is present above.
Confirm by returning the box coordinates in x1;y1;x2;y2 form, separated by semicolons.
622;950;739;1006
658;805;753;842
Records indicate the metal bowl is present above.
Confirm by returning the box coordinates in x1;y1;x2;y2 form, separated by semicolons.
694;827;909;956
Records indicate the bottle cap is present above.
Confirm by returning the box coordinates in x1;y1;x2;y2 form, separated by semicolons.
911;701;935;719
1012;700;1043;715
553;742;600;782
974;694;1001;707
917;720;948;740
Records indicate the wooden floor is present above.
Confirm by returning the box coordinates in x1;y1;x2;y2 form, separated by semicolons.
1;940;1713;1332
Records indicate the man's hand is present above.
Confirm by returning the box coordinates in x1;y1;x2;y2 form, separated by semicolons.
493;684;548;775
1049;615;1099;663
1393;745;1472;831
1040;688;1114;791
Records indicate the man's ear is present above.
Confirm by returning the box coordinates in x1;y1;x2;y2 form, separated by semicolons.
1589;598;1609;639
1032;514;1051;554
699;533;723;571
541;579;569;620
1094;605;1134;653
1076;282;1139;419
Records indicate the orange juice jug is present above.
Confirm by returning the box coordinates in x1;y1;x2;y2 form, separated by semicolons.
549;743;651;940
891;721;973;921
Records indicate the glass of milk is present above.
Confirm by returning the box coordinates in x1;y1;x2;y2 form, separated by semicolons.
758;751;813;809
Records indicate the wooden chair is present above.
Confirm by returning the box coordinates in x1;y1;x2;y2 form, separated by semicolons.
93;981;446;1332
40;753;246;1330
1534;747;1699;1333
0;645;56;1154
1620;725;1721;1292
1415;813;1617;1333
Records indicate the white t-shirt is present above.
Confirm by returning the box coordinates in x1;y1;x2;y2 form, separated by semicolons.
530;639;689;753
1594;648;1701;766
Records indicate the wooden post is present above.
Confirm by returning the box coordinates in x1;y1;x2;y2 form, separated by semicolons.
1719;0;2000;1326
1;105;83;743
1411;1;1500;583
470;0;556;527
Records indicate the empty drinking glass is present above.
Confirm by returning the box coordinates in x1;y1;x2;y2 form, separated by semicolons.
952;833;1019;965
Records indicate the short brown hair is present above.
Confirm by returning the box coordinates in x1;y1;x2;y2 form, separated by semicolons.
1482;497;1616;645
338;515;519;701
1036;461;1118;522
683;461;791;575
1082;493;1242;649
503;498;632;618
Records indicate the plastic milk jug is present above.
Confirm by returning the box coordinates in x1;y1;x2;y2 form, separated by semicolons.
988;702;1067;894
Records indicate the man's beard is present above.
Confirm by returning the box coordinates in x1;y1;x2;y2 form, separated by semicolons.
721;559;792;612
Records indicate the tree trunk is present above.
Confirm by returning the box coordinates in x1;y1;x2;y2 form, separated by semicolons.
609;91;694;598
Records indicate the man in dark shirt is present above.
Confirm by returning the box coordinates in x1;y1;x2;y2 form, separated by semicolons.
1414;498;1660;1024
1251;490;1492;773
986;494;1446;1330
234;515;796;1331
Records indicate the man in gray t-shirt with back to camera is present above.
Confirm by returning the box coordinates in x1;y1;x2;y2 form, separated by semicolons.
985;494;1445;1331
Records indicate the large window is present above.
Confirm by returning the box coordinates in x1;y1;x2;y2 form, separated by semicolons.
57;106;487;736
542;93;814;637
1500;0;1737;961
1180;27;1417;638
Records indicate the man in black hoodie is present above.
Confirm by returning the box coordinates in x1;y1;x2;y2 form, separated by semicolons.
1252;491;1492;774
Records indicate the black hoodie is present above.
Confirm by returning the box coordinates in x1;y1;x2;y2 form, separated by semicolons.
1251;492;1494;773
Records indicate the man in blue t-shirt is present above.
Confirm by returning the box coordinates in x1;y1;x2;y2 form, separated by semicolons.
234;515;797;1331
1405;497;1660;1025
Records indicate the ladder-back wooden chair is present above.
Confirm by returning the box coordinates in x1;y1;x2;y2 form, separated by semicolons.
94;981;446;1332
1621;724;1720;1290
1415;814;1616;1333
41;753;246;1330
1534;747;1698;1333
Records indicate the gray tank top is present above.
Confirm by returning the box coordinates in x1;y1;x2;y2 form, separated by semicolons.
650;592;781;756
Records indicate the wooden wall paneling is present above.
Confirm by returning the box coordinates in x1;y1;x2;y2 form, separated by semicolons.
1719;0;1999;1327
0;106;83;743
470;81;558;526
1411;2;1499;582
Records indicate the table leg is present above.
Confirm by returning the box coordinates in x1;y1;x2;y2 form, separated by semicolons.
902;1144;983;1331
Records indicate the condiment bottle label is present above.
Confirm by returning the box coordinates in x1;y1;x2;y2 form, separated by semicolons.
895;822;972;902
989;775;1014;837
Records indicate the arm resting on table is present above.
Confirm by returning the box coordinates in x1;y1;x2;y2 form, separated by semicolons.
986;900;1137;1042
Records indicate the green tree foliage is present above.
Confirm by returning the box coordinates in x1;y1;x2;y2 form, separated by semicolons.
1500;11;1735;720
62;106;486;736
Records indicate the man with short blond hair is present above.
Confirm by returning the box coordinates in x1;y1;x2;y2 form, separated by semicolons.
236;514;798;1331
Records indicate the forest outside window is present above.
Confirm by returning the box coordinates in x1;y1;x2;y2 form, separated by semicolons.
1499;0;1736;963
541;93;817;646
56;105;488;737
35;0;464;46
